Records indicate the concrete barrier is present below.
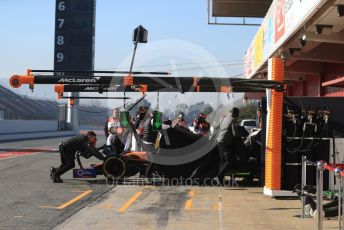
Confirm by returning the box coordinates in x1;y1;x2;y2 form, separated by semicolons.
0;120;58;134
0;131;78;142
0;120;78;141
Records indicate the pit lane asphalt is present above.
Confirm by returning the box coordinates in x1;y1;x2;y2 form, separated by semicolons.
0;136;114;230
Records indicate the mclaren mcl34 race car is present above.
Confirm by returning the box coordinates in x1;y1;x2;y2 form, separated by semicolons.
77;126;261;184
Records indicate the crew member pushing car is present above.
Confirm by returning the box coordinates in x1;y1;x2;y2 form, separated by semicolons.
50;131;102;183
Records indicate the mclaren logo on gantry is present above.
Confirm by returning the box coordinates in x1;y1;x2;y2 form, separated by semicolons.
84;86;120;91
84;87;99;91
58;77;101;83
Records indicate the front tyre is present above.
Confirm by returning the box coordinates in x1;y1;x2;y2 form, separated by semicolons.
103;157;126;179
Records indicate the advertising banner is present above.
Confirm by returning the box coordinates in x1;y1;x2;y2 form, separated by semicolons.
244;0;323;78
263;16;275;60
244;47;254;78
285;0;321;32
254;28;264;70
274;0;285;43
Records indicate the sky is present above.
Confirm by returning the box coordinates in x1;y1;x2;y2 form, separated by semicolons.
0;0;260;111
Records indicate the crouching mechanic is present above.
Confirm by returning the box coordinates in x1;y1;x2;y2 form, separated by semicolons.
50;131;104;183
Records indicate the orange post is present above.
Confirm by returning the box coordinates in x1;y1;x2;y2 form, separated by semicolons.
192;77;198;87
265;58;284;192
54;84;64;99
54;84;65;94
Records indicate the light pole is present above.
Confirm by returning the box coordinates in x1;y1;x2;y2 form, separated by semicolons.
124;25;148;109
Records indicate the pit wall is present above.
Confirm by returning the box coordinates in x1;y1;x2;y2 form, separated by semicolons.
0;120;58;134
0;120;77;141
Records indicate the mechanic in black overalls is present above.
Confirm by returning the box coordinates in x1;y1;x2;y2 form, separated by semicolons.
140;112;159;179
216;107;240;186
50;131;102;183
135;106;150;149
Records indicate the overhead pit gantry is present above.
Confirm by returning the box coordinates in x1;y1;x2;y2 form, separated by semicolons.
8;61;286;183
10;69;284;100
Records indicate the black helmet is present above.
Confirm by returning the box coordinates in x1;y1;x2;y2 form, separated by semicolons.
230;107;240;118
177;112;185;119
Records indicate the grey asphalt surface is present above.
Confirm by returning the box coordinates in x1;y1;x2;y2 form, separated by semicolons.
0;136;114;230
2;136;337;230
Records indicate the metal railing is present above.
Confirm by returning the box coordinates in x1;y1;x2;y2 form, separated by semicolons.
312;160;344;230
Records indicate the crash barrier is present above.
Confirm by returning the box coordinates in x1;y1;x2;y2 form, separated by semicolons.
0;130;78;142
314;160;344;230
0;120;58;134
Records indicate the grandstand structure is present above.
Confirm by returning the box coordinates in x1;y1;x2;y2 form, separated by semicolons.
0;85;107;126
